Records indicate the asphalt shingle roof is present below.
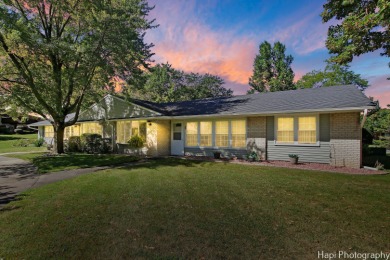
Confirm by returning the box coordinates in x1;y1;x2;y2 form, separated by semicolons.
132;85;376;116
29;86;375;127
28;113;76;127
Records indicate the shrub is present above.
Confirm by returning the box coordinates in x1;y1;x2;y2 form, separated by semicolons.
33;138;45;147
247;151;260;161
80;133;102;154
68;136;81;152
128;135;144;149
12;139;31;147
288;154;299;159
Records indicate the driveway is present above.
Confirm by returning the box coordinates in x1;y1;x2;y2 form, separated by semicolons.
0;155;38;206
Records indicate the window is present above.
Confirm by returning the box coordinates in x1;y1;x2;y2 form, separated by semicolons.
231;120;246;148
44;126;54;138
215;121;229;147
277;117;294;143
81;122;102;135
116;121;146;143
276;115;318;145
200;122;212;146
117;121;131;143
186;122;198;146
298;117;316;144
64;125;79;139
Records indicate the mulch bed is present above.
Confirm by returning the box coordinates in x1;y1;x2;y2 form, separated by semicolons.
182;156;388;175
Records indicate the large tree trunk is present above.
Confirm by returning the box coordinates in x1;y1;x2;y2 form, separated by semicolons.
53;124;65;154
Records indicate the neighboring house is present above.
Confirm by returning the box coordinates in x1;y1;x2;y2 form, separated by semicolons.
29;86;376;168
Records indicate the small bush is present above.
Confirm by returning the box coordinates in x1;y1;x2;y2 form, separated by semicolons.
68;136;81;152
247;151;260;161
128;135;144;149
12;139;31;147
80;133;103;154
33;138;45;147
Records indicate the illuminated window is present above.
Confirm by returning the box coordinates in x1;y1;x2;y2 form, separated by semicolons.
200;122;212;146
81;122;102;135
277;117;294;143
186;122;198;146
215;121;229;147
44;125;54;138
231;120;246;148
116;121;146;143
298;117;317;144
117;121;131;143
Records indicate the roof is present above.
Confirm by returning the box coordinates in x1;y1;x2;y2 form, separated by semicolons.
144;85;376;117
29;86;375;127
28;113;75;127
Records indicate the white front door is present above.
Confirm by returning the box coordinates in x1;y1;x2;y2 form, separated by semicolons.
171;122;184;155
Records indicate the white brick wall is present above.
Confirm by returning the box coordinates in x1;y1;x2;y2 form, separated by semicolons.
330;112;362;168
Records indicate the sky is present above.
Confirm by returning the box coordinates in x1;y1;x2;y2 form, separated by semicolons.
145;0;390;107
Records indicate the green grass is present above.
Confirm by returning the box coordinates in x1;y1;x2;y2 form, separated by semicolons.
6;153;139;173
0;134;46;154
0;158;389;259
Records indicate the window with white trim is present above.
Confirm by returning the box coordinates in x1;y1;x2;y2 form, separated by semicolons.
215;121;229;147
231;120;246;148
44;125;54;138
186;122;198;146
81;122;102;135
276;115;318;144
200;122;212;146
277;117;294;143
116;121;147;143
298;117;317;144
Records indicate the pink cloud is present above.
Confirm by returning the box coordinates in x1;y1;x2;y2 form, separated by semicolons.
365;76;390;107
147;1;257;86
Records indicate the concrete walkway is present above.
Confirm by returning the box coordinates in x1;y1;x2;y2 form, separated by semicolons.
0;155;112;207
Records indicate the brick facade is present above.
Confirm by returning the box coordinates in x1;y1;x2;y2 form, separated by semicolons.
330;112;362;168
247;117;267;160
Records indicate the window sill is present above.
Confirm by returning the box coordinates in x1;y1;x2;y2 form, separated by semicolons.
274;141;320;147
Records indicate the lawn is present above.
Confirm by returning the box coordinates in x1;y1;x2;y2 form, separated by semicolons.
6;153;139;173
0;158;389;259
0;134;46;154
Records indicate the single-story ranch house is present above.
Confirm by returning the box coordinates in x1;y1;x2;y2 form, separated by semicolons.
29;86;376;168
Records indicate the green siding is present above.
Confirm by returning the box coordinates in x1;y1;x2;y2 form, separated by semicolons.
320;114;330;142
266;116;274;140
78;95;159;121
266;114;331;164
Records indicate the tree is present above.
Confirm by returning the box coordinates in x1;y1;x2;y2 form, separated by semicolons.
296;63;369;90
129;63;233;103
0;0;155;153
248;41;295;93
321;0;390;65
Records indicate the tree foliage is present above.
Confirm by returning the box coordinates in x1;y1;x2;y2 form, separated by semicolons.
296;63;369;90
321;0;390;65
127;63;233;103
248;41;295;93
364;108;390;137
0;0;155;153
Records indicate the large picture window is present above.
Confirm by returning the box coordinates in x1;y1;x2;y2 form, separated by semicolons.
231;120;246;148
215;121;229;147
186;122;198;146
81;122;102;135
276;115;318;145
200;122;212;146
117;121;147;143
277;117;294;143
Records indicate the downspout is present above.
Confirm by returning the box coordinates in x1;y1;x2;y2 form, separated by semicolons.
361;109;368;128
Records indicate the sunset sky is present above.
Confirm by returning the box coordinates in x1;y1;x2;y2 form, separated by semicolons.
145;0;390;107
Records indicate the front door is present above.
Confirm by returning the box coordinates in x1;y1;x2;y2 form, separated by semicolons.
171;122;184;155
